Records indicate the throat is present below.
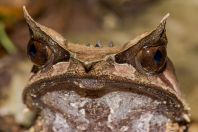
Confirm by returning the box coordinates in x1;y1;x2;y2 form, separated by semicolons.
37;90;170;131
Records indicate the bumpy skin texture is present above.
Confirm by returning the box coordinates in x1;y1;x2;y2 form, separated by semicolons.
23;7;190;132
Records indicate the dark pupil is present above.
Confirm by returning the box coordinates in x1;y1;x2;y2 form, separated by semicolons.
154;50;162;64
29;43;37;58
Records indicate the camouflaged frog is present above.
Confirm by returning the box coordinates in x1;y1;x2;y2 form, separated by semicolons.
22;7;190;132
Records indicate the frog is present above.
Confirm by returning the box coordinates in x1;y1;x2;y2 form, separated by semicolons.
22;7;190;132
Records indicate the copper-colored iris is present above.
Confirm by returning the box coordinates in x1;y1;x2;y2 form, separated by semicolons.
27;40;52;66
135;45;167;74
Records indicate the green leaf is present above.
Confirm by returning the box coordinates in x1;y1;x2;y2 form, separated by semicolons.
0;22;17;54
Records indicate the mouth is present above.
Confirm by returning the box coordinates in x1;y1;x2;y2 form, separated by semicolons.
23;75;186;121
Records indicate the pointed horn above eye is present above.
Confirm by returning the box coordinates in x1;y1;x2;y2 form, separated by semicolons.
152;13;170;41
23;6;68;48
23;6;37;31
115;14;170;65
160;13;170;23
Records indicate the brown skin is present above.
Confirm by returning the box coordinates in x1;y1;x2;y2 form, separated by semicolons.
23;7;190;132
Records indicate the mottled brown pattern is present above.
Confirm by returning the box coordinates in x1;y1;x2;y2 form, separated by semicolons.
22;7;190;131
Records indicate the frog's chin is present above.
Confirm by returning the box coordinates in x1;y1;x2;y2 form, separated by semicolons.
38;90;171;131
28;80;188;130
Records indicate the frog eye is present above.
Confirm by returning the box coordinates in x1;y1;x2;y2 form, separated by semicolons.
135;46;167;74
24;7;71;67
27;40;52;66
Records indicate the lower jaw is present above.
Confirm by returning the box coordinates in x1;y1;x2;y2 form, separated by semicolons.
39;90;170;131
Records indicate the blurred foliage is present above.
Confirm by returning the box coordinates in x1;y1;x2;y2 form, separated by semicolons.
0;22;16;54
0;6;23;27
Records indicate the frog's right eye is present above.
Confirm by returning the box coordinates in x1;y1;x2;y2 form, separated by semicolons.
27;40;52;66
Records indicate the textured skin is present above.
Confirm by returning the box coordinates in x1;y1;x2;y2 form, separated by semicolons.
23;7;190;132
40;91;170;131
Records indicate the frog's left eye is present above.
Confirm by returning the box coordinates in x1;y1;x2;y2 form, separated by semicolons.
27;40;52;66
135;46;167;75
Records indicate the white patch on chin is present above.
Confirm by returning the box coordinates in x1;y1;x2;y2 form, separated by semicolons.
52;113;70;132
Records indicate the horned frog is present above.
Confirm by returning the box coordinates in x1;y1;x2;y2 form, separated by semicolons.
22;7;190;132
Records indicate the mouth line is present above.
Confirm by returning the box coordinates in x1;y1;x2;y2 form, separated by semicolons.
25;75;164;96
23;75;184;114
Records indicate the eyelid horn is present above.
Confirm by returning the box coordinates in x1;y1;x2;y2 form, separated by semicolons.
23;6;68;50
115;13;170;65
23;6;71;66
